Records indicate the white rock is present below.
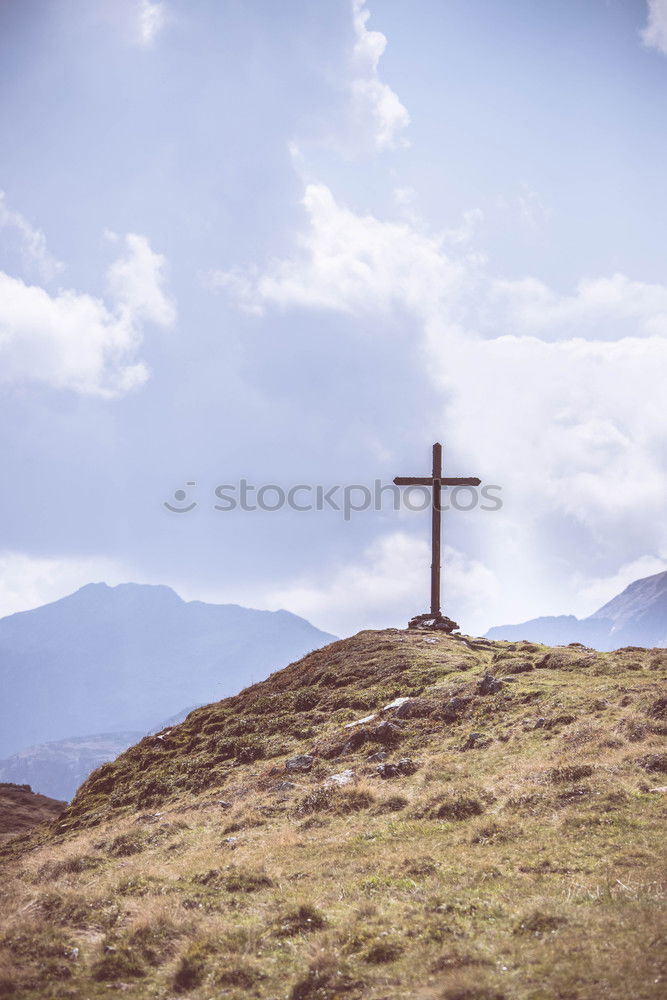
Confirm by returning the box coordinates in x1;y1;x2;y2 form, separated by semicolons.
382;697;411;712
344;713;377;729
325;769;355;787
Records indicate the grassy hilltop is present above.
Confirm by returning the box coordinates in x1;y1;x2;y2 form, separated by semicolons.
1;629;666;1000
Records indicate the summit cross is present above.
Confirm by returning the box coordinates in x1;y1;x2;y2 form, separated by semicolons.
394;442;480;630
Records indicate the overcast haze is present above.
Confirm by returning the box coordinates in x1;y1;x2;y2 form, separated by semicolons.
1;0;667;637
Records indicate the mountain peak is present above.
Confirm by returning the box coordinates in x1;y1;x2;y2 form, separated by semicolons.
0;586;336;758
486;570;667;649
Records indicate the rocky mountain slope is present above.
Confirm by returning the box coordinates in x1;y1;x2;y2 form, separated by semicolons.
0;628;665;999
486;569;667;649
0;582;335;758
0;784;66;843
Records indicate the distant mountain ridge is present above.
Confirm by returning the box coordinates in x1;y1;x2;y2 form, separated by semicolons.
0;582;336;758
485;570;667;649
0;732;144;802
0;706;207;802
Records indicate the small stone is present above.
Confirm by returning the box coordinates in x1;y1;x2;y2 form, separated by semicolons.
382;696;411;711
222;836;239;846
272;781;297;792
460;732;492;751
478;674;503;695
325;769;355;786
217;800;232;808
367;751;387;762
344;713;378;729
397;757;418;775
648;786;667;793
394;697;435;720
286;754;315;773
423;637;438;644
377;758;417;778
377;762;400;778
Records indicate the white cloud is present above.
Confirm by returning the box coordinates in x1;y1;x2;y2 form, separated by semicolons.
641;0;667;55
0;233;175;397
106;232;176;327
208;182;468;317
0;191;64;281
488;273;667;340
0;551;131;620
264;532;498;637
349;0;410;151
435;330;667;528
136;0;167;47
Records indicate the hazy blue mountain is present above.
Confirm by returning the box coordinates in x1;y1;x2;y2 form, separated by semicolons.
0;706;207;802
0;582;336;758
0;732;143;801
485;571;667;650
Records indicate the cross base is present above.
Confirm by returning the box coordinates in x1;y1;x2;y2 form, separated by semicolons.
407;612;460;633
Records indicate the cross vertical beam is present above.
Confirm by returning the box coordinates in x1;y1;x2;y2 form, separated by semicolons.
431;442;442;617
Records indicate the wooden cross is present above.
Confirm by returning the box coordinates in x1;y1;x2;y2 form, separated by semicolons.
394;442;480;621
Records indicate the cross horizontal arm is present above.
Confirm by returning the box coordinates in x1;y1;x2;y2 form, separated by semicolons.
393;476;481;487
393;477;433;486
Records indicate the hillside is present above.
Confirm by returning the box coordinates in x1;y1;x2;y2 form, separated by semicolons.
0;784;66;844
0;582;336;757
0;629;665;999
486;570;667;649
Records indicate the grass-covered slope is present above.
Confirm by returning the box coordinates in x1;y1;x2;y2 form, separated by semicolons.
1;629;666;1000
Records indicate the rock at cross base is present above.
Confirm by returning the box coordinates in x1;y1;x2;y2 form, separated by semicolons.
408;613;460;633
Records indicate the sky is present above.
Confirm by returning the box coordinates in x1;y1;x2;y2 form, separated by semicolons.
1;0;667;637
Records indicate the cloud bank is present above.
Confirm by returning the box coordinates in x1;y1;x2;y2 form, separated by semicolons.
0;232;175;397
